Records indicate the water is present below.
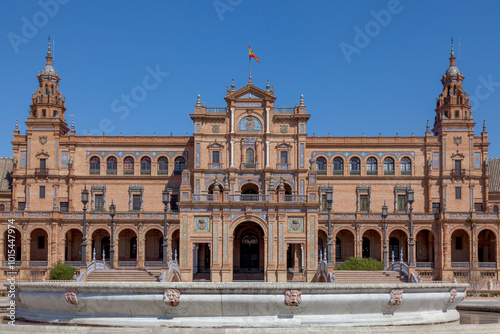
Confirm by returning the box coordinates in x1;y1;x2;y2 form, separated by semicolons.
459;310;500;324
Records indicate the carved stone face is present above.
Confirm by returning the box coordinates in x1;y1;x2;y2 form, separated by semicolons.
285;289;301;306
388;289;403;306
448;288;457;304
65;288;79;305
164;288;180;307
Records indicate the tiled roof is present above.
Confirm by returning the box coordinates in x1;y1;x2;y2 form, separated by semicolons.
488;158;500;193
0;158;13;192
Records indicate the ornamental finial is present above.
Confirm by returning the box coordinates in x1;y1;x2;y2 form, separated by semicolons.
231;79;235;91
15;119;18;131
300;94;304;106
483;120;486;132
71;119;75;131
266;79;270;92
196;94;201;106
426;120;430;132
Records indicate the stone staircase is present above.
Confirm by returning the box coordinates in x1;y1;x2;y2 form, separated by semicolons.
332;270;407;283
86;269;163;282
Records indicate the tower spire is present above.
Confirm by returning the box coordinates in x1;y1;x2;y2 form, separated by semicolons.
449;37;456;66
46;36;52;65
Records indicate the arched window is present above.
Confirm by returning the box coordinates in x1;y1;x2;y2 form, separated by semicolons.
123;156;135;175
494;205;499;213
350;157;360;175
140;157;151;175
401;157;412;175
316;157;327;175
106;157;117;175
89;156;100;175
174;157;185;175
367;157;377;175
333;157;344;175
0;204;5;211
384;157;395;175
245;148;255;168
158;157;168;175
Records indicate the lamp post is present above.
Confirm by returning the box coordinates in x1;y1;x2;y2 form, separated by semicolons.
407;186;415;267
162;185;170;267
80;186;89;266
109;201;116;269
382;202;388;270
326;186;333;266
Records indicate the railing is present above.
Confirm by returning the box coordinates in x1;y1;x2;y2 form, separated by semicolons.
416;262;435;268
276;164;290;170
173;170;183;176
192;194;214;202
388;261;409;277
350;170;360;175
241;163;258;169
106;169;117;175
285;195;307;202
230;194;267;202
2;261;21;267
32;96;65;106
65;261;83;267
145;261;163;267
273;108;295;113
451;169;466;177
141;170;151;175
87;260;110;276
35;168;49;176
123;169;134;175
209;163;223;170
410;272;420;283
206;107;227;113
451;262;470;268
118;261;137;267
30;261;48;267
384;170;395;175
478;262;496;268
316;170;327;175
332;170;344;175
367;170;378;175
89;169;100;175
401;170;412;176
157;169;169;175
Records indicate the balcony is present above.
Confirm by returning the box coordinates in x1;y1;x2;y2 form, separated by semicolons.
384;170;395;175
401;170;412;176
206;107;227;113
451;262;470;268
273;108;295;113
123;169;134;175
451;169;466;177
276;164;290;170
367;170;378;176
241;163;258;169
316;170;327;175
350;170;360;175
209;163;223;170
173;170;183;176
157;169;169;175
285;195;307;202
35;168;49;176
141;170;151;175
89;169;100;175
416;262;435;269
230;194;267;202
332;170;344;175
106;169;117;175
30;261;48;267
478;262;496;268
192;194;214;202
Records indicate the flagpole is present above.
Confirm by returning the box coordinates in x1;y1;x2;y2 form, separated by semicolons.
249;42;252;82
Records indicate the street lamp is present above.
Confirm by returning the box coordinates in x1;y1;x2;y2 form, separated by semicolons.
407;186;415;267
326;186;333;266
162;185;170;267
81;186;89;266
109;201;116;269
382;202;388;270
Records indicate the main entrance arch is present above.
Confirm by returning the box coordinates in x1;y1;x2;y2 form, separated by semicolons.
233;221;265;281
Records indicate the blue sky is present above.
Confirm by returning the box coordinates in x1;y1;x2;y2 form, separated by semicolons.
2;1;500;158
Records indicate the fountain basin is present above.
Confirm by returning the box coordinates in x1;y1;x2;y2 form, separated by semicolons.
12;282;468;327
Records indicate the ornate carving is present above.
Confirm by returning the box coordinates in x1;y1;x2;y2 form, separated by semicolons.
448;288;457;304
388;289;403;306
280;125;288;133
65;288;79;305
39;136;47;145
164;289;180;306
284;289;301;306
453;136;462;146
212;124;220;133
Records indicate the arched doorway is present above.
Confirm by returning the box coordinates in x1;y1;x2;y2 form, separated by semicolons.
118;229;137;265
91;229;110;261
30;228;48;265
361;229;381;260
416;230;435;266
451;229;470;267
240;183;259;201
335;229;355;262
233;222;265;281
145;229;163;264
478;229;496;266
4;229;22;264
65;229;83;262
389;229;407;262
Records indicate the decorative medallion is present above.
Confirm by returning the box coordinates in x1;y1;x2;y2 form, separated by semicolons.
164;289;180;306
65;288;79;305
288;218;304;232
195;217;210;232
388;289;403;306
284;289;301;306
238;116;262;132
280;125;288;133
448;288;457;304
39;136;47;145
212;124;220;133
453;136;462;146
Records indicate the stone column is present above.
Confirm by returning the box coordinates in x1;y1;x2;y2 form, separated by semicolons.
266;108;270;134
230;108;235;134
230;141;235;168
266;141;270;167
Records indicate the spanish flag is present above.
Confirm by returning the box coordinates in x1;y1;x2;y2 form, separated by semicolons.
249;44;260;63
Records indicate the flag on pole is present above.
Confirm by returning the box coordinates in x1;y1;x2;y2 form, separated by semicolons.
249;44;260;63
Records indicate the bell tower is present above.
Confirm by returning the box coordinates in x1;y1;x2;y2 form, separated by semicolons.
26;38;69;135
432;39;474;136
